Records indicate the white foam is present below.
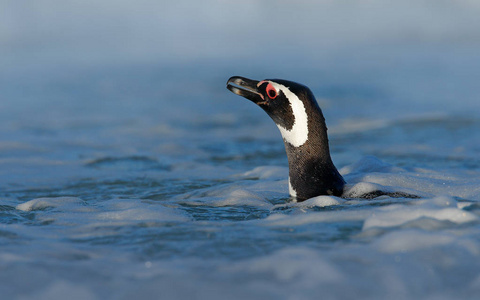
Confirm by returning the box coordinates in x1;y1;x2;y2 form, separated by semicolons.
94;199;190;223
342;181;427;198
297;196;345;208
225;247;343;284
16;197;190;232
176;172;289;208
343;182;388;198
260;209;370;227
270;196;344;213
374;230;455;253
363;196;477;230
212;189;271;207
342;156;480;200
16;197;83;212
175;184;275;208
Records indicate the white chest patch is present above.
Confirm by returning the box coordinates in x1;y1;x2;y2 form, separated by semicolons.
288;177;297;198
270;82;309;148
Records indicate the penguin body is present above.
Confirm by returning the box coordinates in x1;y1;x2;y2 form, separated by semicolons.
226;76;345;201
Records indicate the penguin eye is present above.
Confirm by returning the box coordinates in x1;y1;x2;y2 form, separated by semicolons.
266;83;278;99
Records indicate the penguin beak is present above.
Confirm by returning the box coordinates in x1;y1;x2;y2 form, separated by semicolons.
226;76;265;104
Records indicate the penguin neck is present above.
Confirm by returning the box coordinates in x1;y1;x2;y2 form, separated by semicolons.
281;101;343;200
284;105;333;167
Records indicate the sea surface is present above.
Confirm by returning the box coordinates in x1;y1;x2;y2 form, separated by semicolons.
1;1;480;299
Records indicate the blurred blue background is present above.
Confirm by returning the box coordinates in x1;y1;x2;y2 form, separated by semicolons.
2;0;480;118
2;1;480;101
1;0;480;186
1;0;480;180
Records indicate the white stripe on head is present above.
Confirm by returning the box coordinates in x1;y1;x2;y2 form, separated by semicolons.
269;82;309;148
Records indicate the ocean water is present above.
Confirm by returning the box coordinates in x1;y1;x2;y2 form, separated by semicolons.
1;1;480;299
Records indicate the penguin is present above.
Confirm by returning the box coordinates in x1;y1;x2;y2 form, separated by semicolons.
226;76;345;201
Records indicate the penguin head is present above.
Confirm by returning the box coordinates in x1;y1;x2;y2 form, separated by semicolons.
226;76;345;200
227;76;318;148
